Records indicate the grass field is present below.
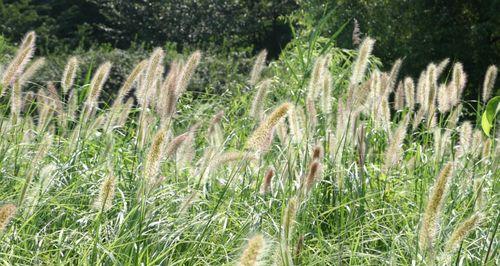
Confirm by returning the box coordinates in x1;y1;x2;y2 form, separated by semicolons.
0;31;498;265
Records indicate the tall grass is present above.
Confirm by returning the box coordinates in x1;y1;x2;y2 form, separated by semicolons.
0;29;497;265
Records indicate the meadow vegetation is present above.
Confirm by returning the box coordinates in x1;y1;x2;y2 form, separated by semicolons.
0;28;498;265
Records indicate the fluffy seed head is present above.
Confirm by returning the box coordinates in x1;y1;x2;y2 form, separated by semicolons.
482;65;497;102
249;50;268;86
210;151;257;171
283;196;298;240
312;144;323;160
304;160;322;195
0;203;16;232
451;62;467;105
320;71;333;114
245;102;291;152
46;82;63;119
138;48;164;107
352;18;361;46
305;96;317;130
165;133;189;158
19;57;46;86
444;213;482;254
1;31;36;87
176;50;201;95
288;105;303;144
383;114;409;171
419;163;454;252
308;56;327;99
158;60;182;119
260;166;275;194
144;128;169;182
457;121;472;157
416;70;427;105
10;82;22;119
176;124;198;168
61;56;79;94
424;63;437;113
113;59;147;108
350;37;375;85
93;175;116;212
446;104;462;129
86;62;112;109
237;234;266;266
386;58;402;93
435;58;450;78
404;77;415;110
437;84;451;113
250;79;272;121
394;81;405;111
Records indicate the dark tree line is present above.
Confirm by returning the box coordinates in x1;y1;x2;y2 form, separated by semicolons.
0;0;296;57
1;0;498;98
301;0;499;98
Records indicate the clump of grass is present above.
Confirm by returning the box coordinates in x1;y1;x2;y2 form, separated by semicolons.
0;30;496;265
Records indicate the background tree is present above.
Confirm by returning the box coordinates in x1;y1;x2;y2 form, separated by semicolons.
296;0;500;99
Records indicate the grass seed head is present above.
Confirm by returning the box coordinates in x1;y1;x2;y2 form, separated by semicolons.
61;56;79;94
435;58;450;78
19;57;46;87
404;76;415;110
93;175;116;212
1;31;36;88
249;49;268;86
394;81;405;111
250;79;272;121
304;160;322;195
482;65;497;102
113;59;147;108
451;62;467;105
260;166;275;195
238;234;266;266
444;213;482;254
176;50;201;95
0;203;16;233
419;162;454;253
386;58;402;93
350;37;375;85
86;61;112;110
245;102;291;152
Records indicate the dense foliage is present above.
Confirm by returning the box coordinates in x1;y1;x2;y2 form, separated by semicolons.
297;0;500;98
0;0;296;56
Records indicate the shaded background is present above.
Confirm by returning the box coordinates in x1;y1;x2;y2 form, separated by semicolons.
0;0;498;99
